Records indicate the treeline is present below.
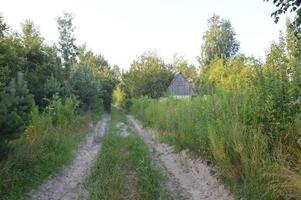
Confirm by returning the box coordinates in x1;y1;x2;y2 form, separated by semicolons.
116;15;263;107
125;14;301;199
0;13;118;155
114;52;198;109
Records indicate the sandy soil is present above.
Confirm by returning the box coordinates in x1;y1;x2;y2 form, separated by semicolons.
116;122;131;137
25;115;110;200
128;115;233;200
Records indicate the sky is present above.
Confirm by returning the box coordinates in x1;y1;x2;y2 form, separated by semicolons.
1;0;292;70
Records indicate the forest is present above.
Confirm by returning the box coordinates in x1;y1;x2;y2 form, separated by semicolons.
1;0;301;200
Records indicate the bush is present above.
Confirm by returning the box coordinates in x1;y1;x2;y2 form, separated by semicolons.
0;73;34;157
0;96;89;200
45;95;79;126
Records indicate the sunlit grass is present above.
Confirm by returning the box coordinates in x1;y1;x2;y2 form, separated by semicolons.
131;94;301;199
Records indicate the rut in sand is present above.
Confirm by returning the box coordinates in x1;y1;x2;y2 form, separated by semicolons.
128;115;233;200
26;115;110;200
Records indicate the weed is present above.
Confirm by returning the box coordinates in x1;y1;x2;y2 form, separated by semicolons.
0;97;92;200
131;93;301;199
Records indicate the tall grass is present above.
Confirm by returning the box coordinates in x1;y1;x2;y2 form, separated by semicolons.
131;92;301;199
0;96;94;200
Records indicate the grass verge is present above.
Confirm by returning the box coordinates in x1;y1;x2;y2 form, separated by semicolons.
0;97;99;200
131;95;301;200
86;108;172;200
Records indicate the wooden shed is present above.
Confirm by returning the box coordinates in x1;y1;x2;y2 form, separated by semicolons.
167;72;195;97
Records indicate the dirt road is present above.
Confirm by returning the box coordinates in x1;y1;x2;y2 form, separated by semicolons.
24;114;232;200
26;115;110;200
128;115;233;200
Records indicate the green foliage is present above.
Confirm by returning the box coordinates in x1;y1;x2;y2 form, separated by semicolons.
124;98;133;112
113;84;125;108
98;68;118;112
122;52;173;99
198;14;240;67
0;96;91;200
70;64;103;112
21;20;62;107
43;76;63;100
0;10;117;200
45;95;79;126
0;73;34;154
0;35;27;86
0;15;9;38
131;20;301;199
265;0;301;33
201;55;259;92
171;54;198;82
131;92;301;199
56;12;77;75
251;23;301;134
72;45;117;113
0;12;116;154
77;45;109;70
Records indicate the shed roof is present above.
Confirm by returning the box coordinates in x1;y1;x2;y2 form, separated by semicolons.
168;72;195;96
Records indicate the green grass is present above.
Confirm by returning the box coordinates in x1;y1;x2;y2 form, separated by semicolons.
131;94;301;200
0;97;101;200
86;108;172;200
0;116;92;200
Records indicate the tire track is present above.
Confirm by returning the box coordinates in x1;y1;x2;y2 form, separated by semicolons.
128;115;233;200
25;115;110;200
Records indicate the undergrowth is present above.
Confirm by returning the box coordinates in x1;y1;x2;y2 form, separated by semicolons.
0;96;96;200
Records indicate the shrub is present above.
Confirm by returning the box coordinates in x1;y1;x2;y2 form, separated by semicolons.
45;95;79;126
0;95;89;200
0;73;34;157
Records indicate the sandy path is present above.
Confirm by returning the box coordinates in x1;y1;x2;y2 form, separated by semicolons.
128;115;233;200
26;115;110;200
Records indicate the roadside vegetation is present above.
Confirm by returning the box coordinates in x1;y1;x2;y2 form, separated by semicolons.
129;20;301;200
86;108;171;200
1;1;301;200
131;93;301;199
0;12;117;199
117;6;301;200
0;96;94;200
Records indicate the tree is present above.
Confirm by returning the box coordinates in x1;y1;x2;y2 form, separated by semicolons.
71;46;117;112
172;54;198;82
113;85;125;107
122;52;173;98
77;45;109;71
21;20;61;107
0;35;26;87
265;0;301;33
112;64;121;80
0;73;34;146
0;14;9;38
57;12;77;78
201;55;258;92
199;14;240;68
99;68;118;112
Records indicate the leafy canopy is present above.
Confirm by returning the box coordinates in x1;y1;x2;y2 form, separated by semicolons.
122;52;173;98
199;14;240;67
